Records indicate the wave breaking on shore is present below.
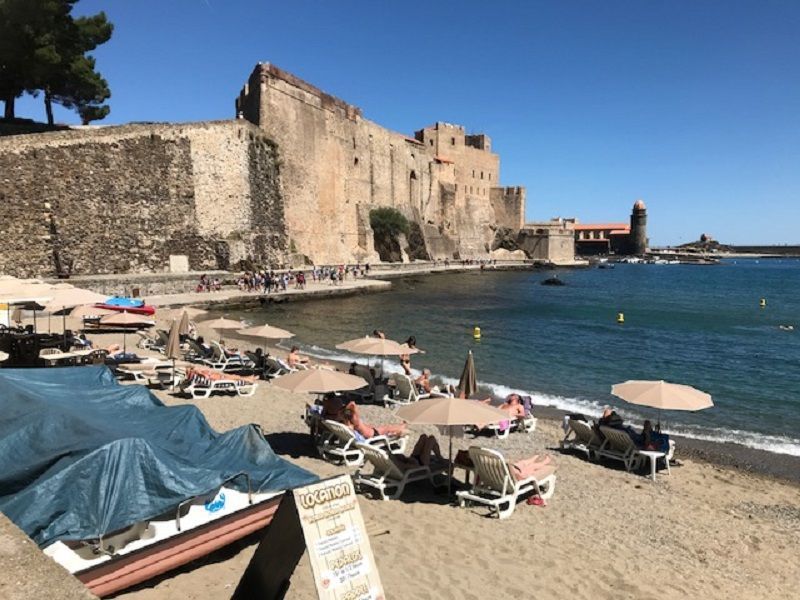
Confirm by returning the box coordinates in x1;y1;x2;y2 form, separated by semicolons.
298;342;800;458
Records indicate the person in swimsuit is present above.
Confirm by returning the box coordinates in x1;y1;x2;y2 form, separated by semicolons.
344;401;407;439
389;434;444;470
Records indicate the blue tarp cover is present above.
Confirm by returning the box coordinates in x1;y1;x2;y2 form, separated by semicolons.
0;367;317;547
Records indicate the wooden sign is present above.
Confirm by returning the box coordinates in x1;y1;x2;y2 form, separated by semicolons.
234;475;384;600
294;474;385;600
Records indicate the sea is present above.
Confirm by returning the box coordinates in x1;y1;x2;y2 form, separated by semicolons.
229;259;800;457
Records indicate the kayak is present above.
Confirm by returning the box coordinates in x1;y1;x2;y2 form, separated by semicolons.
95;296;156;316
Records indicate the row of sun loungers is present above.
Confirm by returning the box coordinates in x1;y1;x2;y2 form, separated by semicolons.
560;418;674;479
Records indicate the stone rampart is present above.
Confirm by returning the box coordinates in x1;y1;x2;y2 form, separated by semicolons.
0;120;286;278
236;63;526;263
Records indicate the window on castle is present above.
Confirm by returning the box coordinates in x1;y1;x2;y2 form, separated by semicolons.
429;140;433;146
481;171;484;179
472;170;475;177
470;186;473;194
451;137;455;145
489;173;492;181
354;157;359;166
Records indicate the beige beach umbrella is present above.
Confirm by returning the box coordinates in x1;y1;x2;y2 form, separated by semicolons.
611;379;713;430
237;323;295;340
101;311;152;353
70;304;116;319
178;311;191;336
272;369;368;394
611;380;713;411
201;317;243;331
336;336;419;356
43;288;107;313
165;319;182;388
396;397;509;495
456;350;477;399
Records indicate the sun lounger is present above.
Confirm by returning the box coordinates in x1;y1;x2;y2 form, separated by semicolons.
197;341;254;373
560;418;603;459
456;447;556;519
353;443;449;500
318;419;407;467
136;331;163;351
596;426;648;472
383;373;447;407
182;367;258;399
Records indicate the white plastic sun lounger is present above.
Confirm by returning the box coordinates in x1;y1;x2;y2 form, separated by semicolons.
353;443;448;500
183;374;258;399
596;426;647;472
318;419;408;467
560;418;603;459
456;447;556;519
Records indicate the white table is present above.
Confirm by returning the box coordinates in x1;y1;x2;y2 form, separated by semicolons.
638;450;669;481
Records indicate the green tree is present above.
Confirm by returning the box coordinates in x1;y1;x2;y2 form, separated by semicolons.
369;207;410;238
0;0;112;124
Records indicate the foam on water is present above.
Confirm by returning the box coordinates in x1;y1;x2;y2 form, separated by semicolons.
297;341;800;457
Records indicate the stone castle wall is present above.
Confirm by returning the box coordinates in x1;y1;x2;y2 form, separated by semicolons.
237;63;525;263
0;121;285;278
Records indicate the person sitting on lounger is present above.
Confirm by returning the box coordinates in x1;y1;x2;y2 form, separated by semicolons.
343;401;407;440
390;434;444;470
415;368;433;394
638;419;671;453
321;393;346;422
499;394;526;419
287;346;309;369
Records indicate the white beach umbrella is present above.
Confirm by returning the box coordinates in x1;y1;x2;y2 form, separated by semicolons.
237;324;295;340
271;369;368;394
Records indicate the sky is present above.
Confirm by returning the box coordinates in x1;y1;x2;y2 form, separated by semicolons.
14;0;800;245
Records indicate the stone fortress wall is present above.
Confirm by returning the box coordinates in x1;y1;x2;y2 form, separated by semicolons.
0;62;528;278
236;63;525;264
0;121;285;278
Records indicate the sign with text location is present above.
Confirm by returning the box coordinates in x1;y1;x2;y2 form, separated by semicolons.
294;475;385;600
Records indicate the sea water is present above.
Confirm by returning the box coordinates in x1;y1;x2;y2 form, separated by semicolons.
233;259;800;456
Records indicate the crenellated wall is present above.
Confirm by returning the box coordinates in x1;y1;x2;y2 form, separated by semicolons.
0;121;286;278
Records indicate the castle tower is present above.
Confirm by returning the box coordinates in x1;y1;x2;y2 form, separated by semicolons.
630;199;647;255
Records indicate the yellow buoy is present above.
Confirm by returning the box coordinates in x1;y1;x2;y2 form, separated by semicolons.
473;326;481;340
760;298;766;308
617;312;625;324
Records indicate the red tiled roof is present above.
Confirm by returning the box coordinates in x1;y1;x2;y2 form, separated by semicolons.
574;223;630;231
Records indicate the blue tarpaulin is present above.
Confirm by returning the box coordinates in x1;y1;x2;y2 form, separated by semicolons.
0;367;317;547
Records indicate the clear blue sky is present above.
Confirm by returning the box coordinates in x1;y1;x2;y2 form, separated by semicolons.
15;0;800;245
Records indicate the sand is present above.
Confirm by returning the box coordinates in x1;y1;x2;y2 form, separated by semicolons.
84;317;799;600
5;313;798;599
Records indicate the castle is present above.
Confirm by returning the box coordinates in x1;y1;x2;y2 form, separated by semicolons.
574;200;648;256
0;63;526;278
235;63;525;264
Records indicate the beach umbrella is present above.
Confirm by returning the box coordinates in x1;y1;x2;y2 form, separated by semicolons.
396;397;508;495
272;369;368;394
237;323;295;340
336;336;417;356
178;311;191;336
101;311;150;353
45;288;108;336
70;304;116;319
456;350;477;399
164;319;182;388
611;379;713;429
202;317;243;331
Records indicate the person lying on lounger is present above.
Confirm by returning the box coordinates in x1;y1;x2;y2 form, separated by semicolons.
343;401;407;440
390;434;445;470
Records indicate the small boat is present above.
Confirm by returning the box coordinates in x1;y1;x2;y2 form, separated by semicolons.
95;296;156;316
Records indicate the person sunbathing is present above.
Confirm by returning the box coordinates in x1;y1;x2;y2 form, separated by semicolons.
415;368;433;394
390;434;445;470
498;394;526;419
343;401;406;440
508;454;555;482
287;346;309;369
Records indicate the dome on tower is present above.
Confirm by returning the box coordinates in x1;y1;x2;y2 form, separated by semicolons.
633;199;646;210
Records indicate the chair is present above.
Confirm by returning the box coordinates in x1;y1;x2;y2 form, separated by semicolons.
383;373;445;406
353;443;448;501
596;426;646;472
136;331;162;351
201;341;254;372
182;369;258;399
559;418;603;459
184;339;211;362
456;447;556;519
319;419;407;467
264;356;291;376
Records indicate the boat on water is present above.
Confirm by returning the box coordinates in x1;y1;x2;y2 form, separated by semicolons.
0;367;316;597
95;296;156;316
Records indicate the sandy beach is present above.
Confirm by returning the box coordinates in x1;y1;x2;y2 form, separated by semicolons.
61;316;795;600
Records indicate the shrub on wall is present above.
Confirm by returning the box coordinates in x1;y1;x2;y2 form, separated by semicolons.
369;207;409;238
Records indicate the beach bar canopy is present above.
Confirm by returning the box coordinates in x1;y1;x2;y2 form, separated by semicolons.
0;367;317;547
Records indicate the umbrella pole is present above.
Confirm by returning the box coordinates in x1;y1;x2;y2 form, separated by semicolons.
123;330;127;354
448;427;453;497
